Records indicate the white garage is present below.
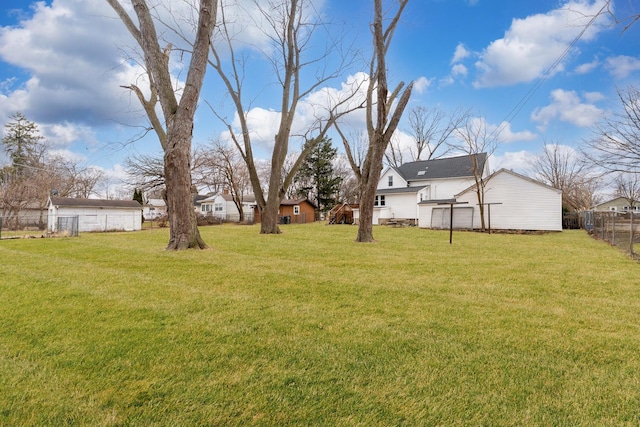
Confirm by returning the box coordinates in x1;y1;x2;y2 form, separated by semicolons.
48;197;143;233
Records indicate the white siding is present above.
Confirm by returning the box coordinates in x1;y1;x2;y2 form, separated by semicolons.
456;170;562;231
377;192;420;222
379;168;408;189
49;206;142;232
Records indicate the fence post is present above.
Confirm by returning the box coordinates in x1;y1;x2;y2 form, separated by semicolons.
612;212;615;247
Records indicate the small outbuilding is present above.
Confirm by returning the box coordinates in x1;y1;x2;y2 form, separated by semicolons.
253;198;316;224
48;197;143;233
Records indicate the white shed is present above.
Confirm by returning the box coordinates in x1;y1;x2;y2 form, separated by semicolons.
48;197;143;233
453;169;563;231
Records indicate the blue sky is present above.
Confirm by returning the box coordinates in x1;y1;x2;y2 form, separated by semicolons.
0;0;639;193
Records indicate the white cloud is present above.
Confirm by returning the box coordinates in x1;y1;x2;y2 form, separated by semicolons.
0;0;144;127
223;72;369;152
451;43;471;64
451;64;468;77
574;58;600;74
41;122;100;149
413;76;433;94
605;55;640;79
493;121;537;143
455;117;537;144
531;88;604;128
473;0;610;88
491;150;538;174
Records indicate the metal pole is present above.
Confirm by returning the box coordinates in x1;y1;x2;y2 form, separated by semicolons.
449;203;454;244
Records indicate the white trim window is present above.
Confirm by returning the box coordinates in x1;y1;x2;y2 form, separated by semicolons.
388;176;393;187
214;203;224;212
294;205;300;215
374;195;386;207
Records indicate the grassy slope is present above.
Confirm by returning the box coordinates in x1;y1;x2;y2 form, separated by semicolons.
0;224;639;426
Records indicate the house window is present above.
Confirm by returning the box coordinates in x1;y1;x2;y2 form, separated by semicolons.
202;204;212;213
374;195;386;207
388;176;393;187
214;203;224;212
609;207;617;211
623;206;630;211
294;205;300;215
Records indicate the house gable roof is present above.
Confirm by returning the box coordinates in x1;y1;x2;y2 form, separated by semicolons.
396;153;487;182
49;197;142;209
593;196;629;209
454;168;562;197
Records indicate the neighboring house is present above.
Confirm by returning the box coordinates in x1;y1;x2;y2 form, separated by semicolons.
593;197;640;213
143;198;167;220
199;192;257;222
192;194;208;213
253;198;316;224
47;197;142;233
353;153;488;226
450;169;563;231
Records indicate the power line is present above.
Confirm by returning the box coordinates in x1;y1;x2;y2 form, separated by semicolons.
490;2;609;141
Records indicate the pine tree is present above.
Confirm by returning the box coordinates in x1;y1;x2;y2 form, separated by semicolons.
294;138;342;213
2;112;45;176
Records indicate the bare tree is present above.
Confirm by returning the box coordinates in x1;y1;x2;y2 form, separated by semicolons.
583;85;640;174
106;0;216;250
333;154;359;204
604;0;640;33
613;173;640;256
200;140;252;222
385;106;470;167
532;142;600;211
208;0;361;234
123;153;166;195
352;0;413;243
451;117;495;231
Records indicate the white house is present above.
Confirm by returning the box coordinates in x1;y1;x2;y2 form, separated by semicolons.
199;192;256;222
354;153;488;226
48;197;143;233
143;198;166;220
452;169;563;231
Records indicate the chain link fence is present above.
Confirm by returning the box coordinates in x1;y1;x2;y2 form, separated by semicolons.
572;211;640;258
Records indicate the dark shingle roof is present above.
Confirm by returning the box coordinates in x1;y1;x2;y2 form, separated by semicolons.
376;187;421;195
49;197;142;209
395;153;487;181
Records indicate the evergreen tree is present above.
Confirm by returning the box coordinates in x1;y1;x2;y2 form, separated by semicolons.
294;138;342;213
2;112;45;176
133;188;144;205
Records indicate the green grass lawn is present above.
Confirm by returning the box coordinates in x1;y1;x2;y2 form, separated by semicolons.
1;224;639;426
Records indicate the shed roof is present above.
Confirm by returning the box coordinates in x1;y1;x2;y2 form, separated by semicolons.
49;197;142;209
281;198;316;208
395;153;487;181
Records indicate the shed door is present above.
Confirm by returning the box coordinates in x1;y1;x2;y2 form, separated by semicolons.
431;207;474;229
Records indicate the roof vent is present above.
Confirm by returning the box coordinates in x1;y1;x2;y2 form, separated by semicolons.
417;170;426;176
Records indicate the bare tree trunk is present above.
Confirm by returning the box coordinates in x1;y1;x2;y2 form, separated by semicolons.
356;177;377;242
164;133;206;249
355;0;412;243
107;0;215;250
